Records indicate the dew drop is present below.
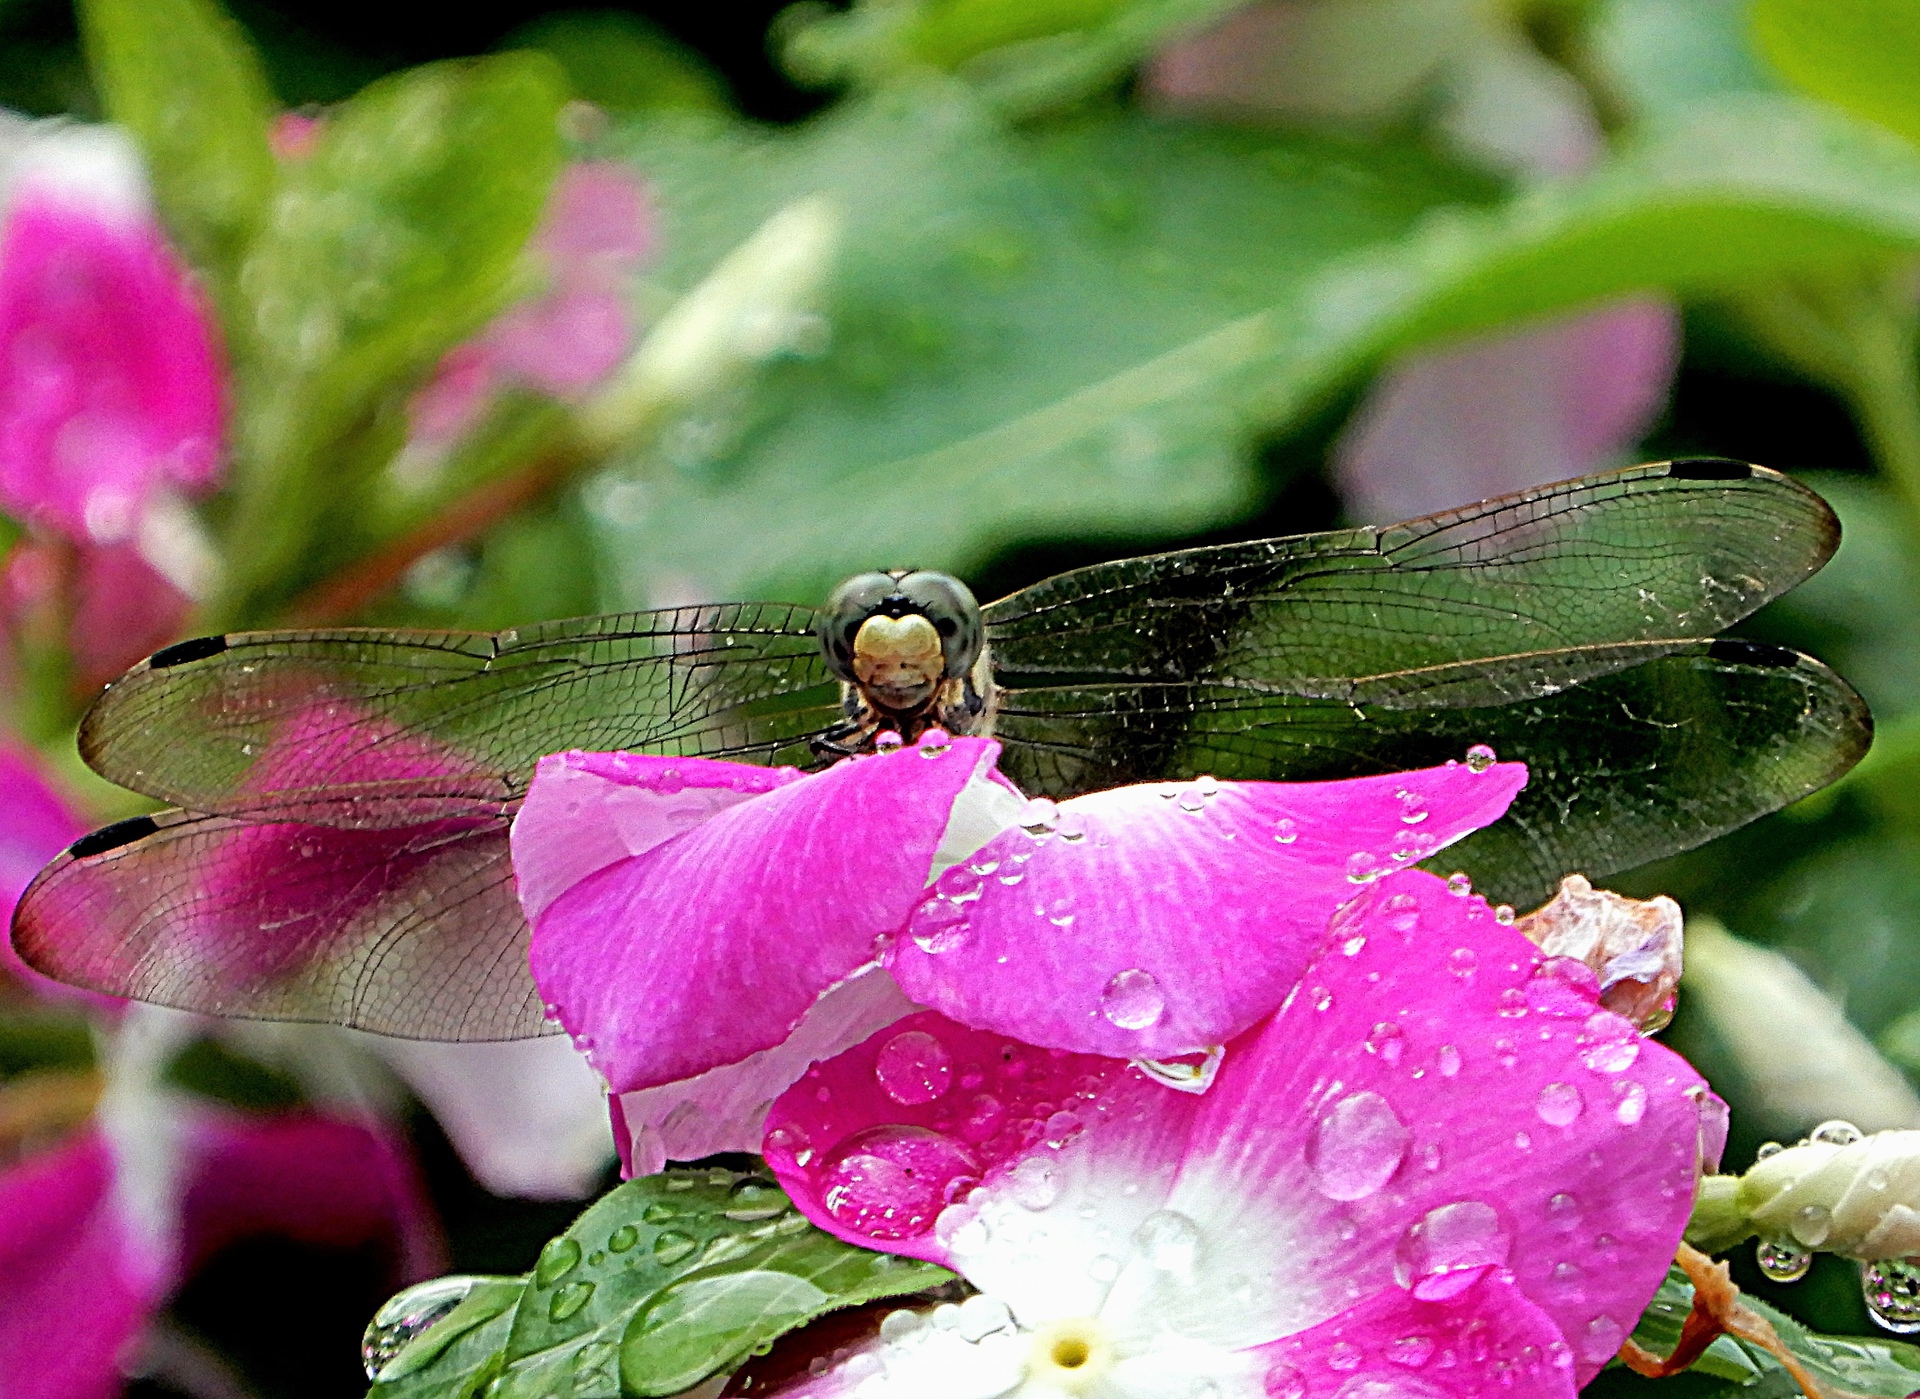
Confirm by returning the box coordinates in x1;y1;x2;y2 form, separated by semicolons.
908;898;972;954
956;1295;1012;1342
1007;1156;1058;1210
764;1125;811;1169
641;1201;677;1224
1756;1140;1785;1160
1791;1204;1832;1248
1327;1341;1361;1371
1017;798;1061;837
1134;1208;1204;1275
1613;1081;1648;1126
1757;1239;1812;1283
1056;811;1088;842
1862;1258;1920;1332
935;864;982;901
1446;872;1472;897
1308;1090;1411;1201
1274;818;1299;845
1497;988;1528;1018
1465;743;1497;773
1397;789;1429;825
548;1280;594;1322
361;1277;480;1379
1527;958;1600;1016
1101;968;1166;1030
918;729;953;756
1311;985;1334;1012
1547;1193;1579;1229
607;1224;638;1253
1436;1044;1461;1077
1583;1315;1624;1364
1580;1019;1641;1074
652;1231;697;1264
1447;948;1478;978
1389;1334;1436;1368
1812;1119;1864;1146
818;1126;981;1240
1537;1082;1583;1127
880;1309;924;1343
1494;905;1515;925
1346;851;1380;884
1384;893;1420;935
875;1030;954;1105
1393;1201;1513;1300
1264;1363;1306;1399
725;1178;788;1221
1366;1022;1406;1066
535;1237;582;1287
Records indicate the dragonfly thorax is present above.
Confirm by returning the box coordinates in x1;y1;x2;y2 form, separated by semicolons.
816;569;995;750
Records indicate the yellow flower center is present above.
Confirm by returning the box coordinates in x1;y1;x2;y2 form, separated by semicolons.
1027;1318;1112;1391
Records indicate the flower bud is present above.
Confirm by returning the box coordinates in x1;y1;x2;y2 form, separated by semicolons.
1515;874;1681;1031
1739;1128;1920;1260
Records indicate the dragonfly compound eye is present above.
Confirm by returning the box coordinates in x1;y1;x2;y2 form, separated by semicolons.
894;571;983;680
816;570;983;714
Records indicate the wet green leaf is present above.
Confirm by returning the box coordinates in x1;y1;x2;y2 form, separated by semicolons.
79;0;276;316
368;1278;523;1399
1752;0;1920;149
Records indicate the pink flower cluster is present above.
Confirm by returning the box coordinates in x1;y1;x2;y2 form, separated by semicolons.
513;731;1717;1399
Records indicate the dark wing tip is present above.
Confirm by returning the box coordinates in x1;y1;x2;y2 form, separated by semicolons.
147;634;230;668
1707;638;1802;668
1664;456;1754;481
67;815;161;859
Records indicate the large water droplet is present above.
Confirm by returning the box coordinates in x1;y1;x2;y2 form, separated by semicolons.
1017;798;1061;836
1346;851;1380;884
362;1277;480;1379
1393;1201;1513;1300
1397;789;1429;825
535;1236;582;1287
1384;893;1420;935
1812;1119;1864;1146
1465;744;1497;773
1757;1240;1811;1283
653;1231;697;1264
1134;1209;1204;1275
1536;1082;1583;1127
1791;1204;1832;1248
1446;872;1472;897
875;1030;954;1105
956;1294;1012;1341
1447;947;1477;978
549;1280;594;1322
1274;818;1299;845
935;864;981;901
1101;968;1165;1030
1309;1090;1410;1201
1863;1258;1920;1332
818;1126;980;1240
909;898;972;954
1007;1156;1058;1210
607;1224;638;1253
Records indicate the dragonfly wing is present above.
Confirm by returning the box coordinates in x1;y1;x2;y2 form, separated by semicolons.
78;604;842;826
984;460;1838;703
10;808;549;1039
993;641;1870;909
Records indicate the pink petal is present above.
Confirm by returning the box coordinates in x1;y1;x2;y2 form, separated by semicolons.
526;740;999;1093
885;761;1526;1058
0;189;224;543
1164;869;1703;1379
536;162;652;274
68;541;191;692
613;967;915;1177
0;1129;154;1399
1251;1275;1578;1399
512;750;805;923
488;287;633;395
179;1108;444;1282
407;340;500;447
1334;299;1681;525
764;1009;1199;1326
0;743;108;1005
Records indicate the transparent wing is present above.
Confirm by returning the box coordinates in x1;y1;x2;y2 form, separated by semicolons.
10;809;547;1039
993;641;1871;909
984;460;1838;704
78;603;843;827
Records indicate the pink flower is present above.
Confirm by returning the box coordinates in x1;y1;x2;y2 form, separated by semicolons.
408;162;652;446
0;1106;438;1399
0;121;223;547
755;867;1712;1399
512;734;1526;1173
0;741;109;1004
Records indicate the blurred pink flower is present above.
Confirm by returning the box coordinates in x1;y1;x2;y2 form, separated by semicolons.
0;740;106;1004
0;1107;439;1399
1334;298;1682;524
409;162;652;447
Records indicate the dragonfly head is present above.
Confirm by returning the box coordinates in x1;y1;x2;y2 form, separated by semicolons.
818;569;983;715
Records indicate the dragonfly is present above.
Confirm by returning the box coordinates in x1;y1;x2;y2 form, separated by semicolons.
10;457;1869;1040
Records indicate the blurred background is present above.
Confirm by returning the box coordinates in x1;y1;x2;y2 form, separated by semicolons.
2;0;1920;1394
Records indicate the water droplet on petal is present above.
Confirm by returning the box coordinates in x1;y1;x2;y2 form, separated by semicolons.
1447;948;1477;978
1135;1209;1204;1275
765;1125;811;1169
1528;958;1600;1016
1613;1081;1648;1125
1465;743;1497;773
1791;1204;1832;1248
1017;798;1060;837
1446;873;1472;898
1264;1362;1306;1399
1389;1335;1436;1368
1756;1140;1785;1159
1309;1090;1410;1201
1863;1258;1920;1332
1346;851;1380;884
652;1231;697;1264
1311;985;1334;1012
1583;1315;1624;1364
1134;1046;1225;1094
1101;968;1165;1030
362;1277;481;1378
1366;1022;1405;1066
880;1309;925;1343
1326;1341;1362;1371
875;1030;954;1105
1274;817;1299;845
1497;988;1528;1018
818;1126;981;1239
1494;905;1515;925
1436;1044;1461;1077
1394;1201;1513;1300
909;898;972;954
956;1294;1012;1341
1537;1082;1583;1127
1757;1240;1812;1283
935;864;981;901
1007;1156;1058;1210
1397;789;1429;825
918;729;953;756
1812;1119;1863;1146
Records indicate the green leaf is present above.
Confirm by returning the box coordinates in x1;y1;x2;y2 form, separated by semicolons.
78;0;277;315
1631;1263;1920;1397
218;52;567;625
368;1278;524;1399
492;1168;949;1399
504;12;728;113
1752;0;1920;149
598;90;1920;606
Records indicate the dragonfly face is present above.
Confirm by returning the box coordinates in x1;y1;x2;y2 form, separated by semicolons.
815;569;994;750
